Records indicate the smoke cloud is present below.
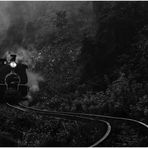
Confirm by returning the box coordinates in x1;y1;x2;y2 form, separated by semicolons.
26;70;44;92
0;1;94;105
0;1;94;37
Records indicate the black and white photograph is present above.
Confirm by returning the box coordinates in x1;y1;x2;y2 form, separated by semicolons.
0;1;148;147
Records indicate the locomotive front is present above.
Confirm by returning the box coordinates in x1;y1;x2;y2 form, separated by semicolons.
0;54;29;104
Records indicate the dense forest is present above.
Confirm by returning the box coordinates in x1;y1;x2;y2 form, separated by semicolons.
0;1;148;146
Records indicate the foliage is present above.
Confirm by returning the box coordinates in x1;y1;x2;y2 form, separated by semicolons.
0;104;104;146
1;1;148;146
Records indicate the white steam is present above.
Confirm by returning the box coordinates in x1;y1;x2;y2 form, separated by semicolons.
26;70;44;92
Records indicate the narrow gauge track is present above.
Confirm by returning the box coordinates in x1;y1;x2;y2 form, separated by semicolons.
7;103;148;146
7;103;111;147
15;103;148;129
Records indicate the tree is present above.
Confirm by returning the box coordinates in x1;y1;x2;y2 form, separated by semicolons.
79;1;148;87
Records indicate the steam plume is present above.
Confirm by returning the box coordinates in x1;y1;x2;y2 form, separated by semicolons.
26;70;44;92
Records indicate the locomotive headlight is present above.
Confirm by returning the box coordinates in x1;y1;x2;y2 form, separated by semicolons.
10;62;17;68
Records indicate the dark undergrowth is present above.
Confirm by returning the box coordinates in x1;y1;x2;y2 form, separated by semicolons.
0;104;104;146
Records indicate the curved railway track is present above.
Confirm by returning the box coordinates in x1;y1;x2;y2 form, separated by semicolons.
6;103;148;147
7;103;111;147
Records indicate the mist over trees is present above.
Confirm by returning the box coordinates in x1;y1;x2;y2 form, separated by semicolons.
0;1;147;109
0;1;148;146
0;1;95;93
0;1;147;100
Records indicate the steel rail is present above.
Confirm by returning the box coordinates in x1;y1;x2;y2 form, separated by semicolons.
8;103;148;145
60;111;148;129
89;119;111;147
17;103;148;129
7;103;111;147
16;103;148;147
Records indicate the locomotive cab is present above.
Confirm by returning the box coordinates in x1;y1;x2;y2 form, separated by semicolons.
0;54;29;104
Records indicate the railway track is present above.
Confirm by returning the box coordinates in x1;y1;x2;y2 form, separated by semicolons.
7;103;111;147
6;103;148;146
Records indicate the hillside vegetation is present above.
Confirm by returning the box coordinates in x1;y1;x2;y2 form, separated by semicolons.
0;1;148;146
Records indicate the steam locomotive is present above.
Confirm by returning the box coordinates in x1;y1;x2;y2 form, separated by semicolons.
0;54;29;104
